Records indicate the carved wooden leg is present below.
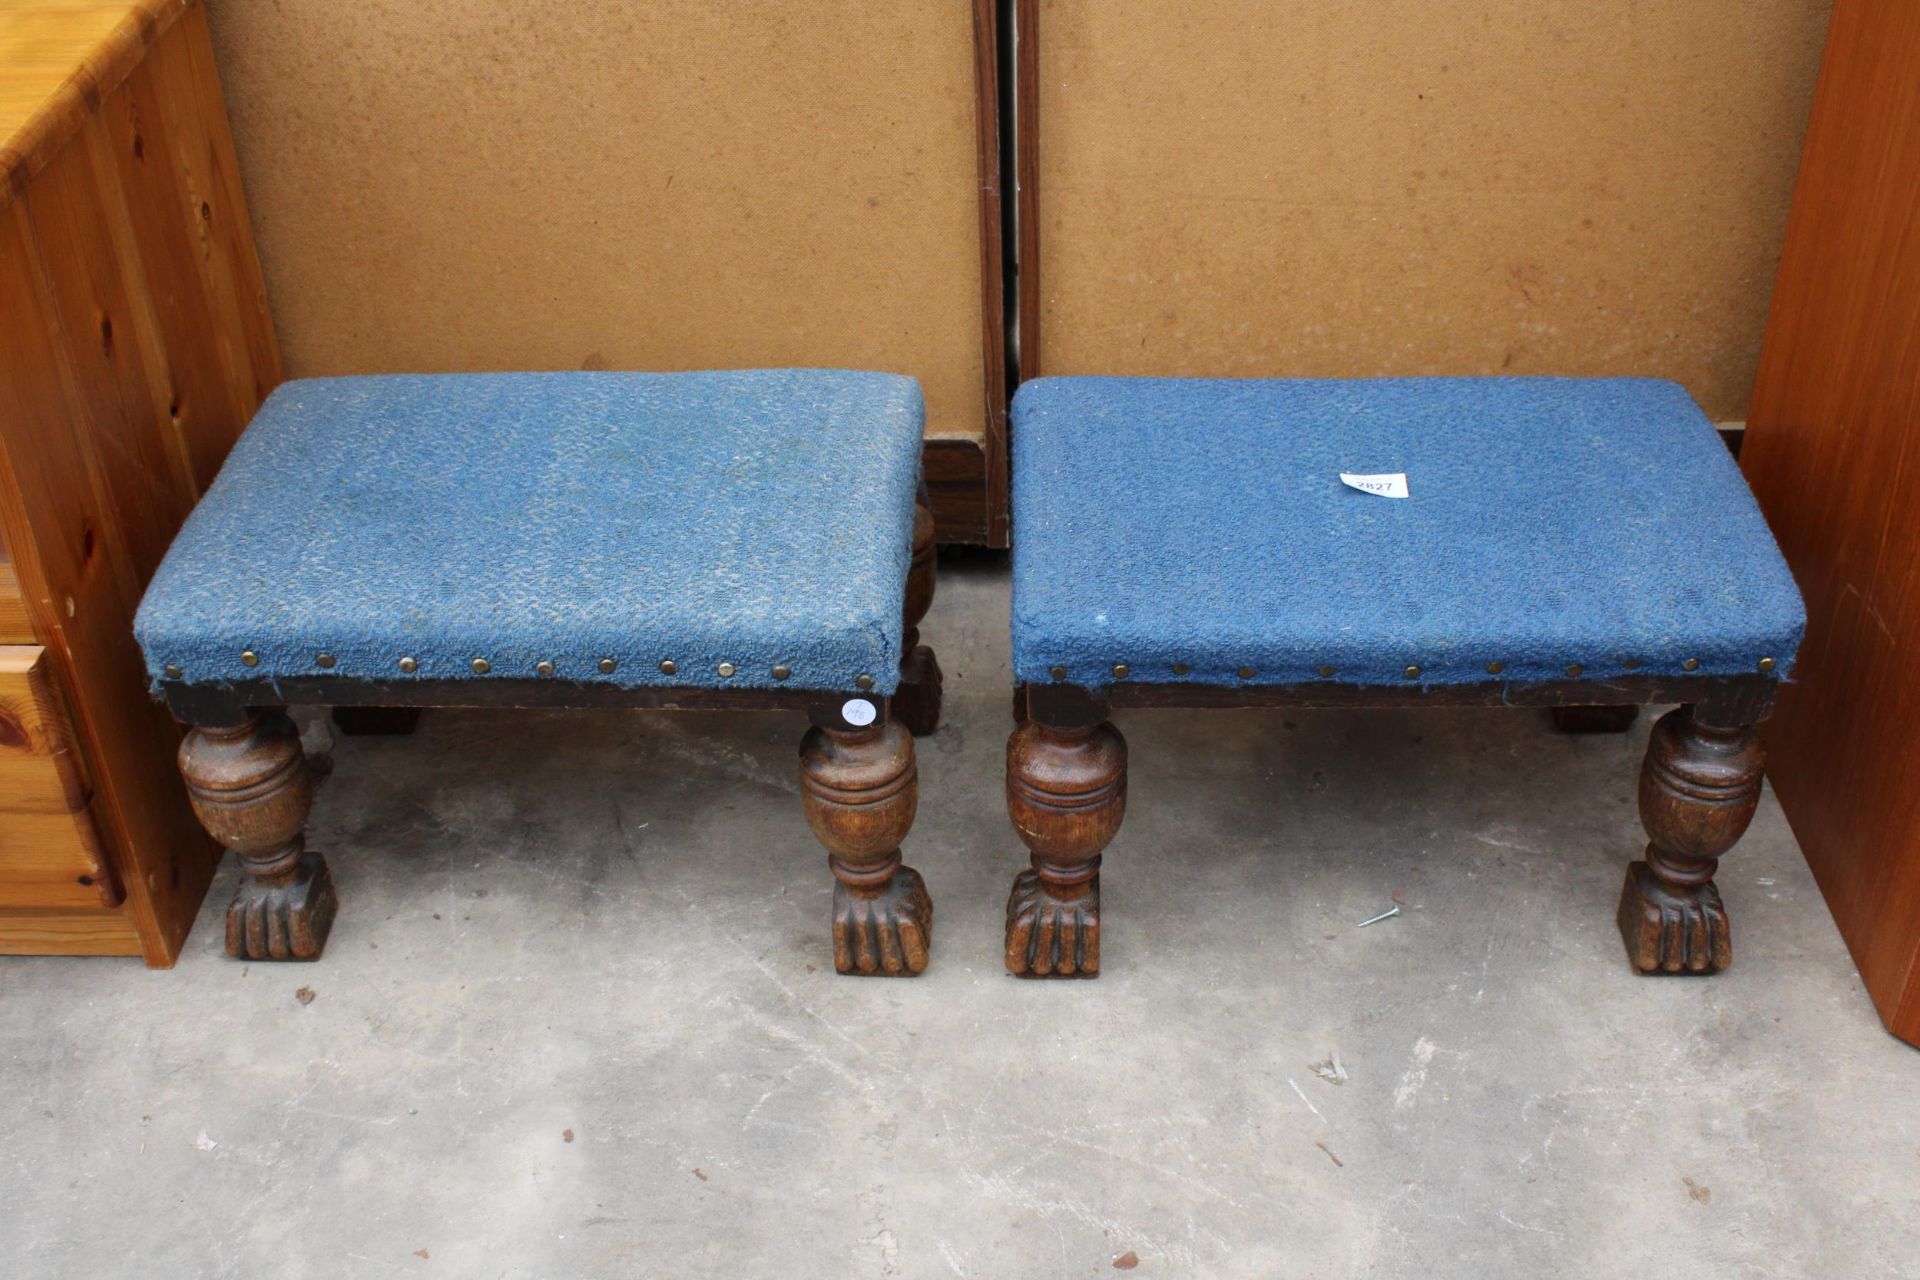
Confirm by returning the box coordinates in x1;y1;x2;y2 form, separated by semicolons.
331;706;423;735
1618;705;1763;974
1005;717;1126;977
1550;704;1641;733
800;717;931;976
892;499;944;738
179;711;336;961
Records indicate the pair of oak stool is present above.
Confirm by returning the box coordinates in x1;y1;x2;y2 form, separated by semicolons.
134;371;1804;978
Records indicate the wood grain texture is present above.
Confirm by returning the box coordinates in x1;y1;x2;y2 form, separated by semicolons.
0;0;184;204
0;556;33;642
0;644;117;908
1742;0;1920;1044
0;903;142;954
206;0;1008;542
1023;0;1830;419
0;0;277;964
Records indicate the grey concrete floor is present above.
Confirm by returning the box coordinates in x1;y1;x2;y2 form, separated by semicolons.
3;557;1917;1279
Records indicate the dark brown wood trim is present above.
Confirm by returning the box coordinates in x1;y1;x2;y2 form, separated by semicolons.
923;437;990;543
158;677;891;734
968;0;1011;547
970;0;1011;546
1014;0;1040;384
1024;674;1778;729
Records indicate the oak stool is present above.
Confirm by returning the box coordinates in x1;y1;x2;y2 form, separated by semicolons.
1004;376;1804;978
136;371;943;975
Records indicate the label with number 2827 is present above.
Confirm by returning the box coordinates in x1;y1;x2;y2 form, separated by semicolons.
1339;472;1410;499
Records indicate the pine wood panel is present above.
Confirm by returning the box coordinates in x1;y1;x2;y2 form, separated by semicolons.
205;0;1008;543
0;555;32;642
1742;0;1920;1046
0;904;143;955
0;645;115;908
0;0;278;963
1021;0;1830;420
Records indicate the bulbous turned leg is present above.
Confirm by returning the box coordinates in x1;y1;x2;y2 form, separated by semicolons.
1619;706;1763;974
892;499;944;738
1005;718;1126;977
800;718;931;976
1550;704;1641;734
180;711;335;961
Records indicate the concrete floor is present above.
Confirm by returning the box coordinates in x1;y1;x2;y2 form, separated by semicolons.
3;558;1916;1278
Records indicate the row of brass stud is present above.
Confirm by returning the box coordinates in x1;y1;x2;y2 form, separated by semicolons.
183;651;880;690
1047;656;1778;682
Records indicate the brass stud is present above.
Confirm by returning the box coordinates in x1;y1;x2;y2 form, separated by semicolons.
1237;666;1256;679
1757;656;1776;674
856;674;875;691
163;664;183;680
1112;663;1130;680
659;659;677;675
471;657;491;675
772;664;791;681
1318;665;1336;678
239;649;259;667
535;660;555;677
1485;661;1504;675
1565;663;1583;678
717;661;736;678
1622;657;1642;670
599;657;617;674
1049;666;1067;681
1681;657;1700;672
1404;665;1422;680
399;656;418;674
1172;663;1191;676
315;652;336;669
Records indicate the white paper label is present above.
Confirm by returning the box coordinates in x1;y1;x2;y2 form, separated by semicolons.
841;697;877;727
1340;471;1410;499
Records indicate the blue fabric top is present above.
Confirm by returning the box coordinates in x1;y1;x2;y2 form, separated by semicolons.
1011;376;1804;689
136;371;924;693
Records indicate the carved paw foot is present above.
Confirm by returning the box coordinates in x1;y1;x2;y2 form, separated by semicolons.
1618;860;1730;974
893;645;944;737
832;864;932;976
1550;704;1641;734
1005;869;1100;977
225;850;338;961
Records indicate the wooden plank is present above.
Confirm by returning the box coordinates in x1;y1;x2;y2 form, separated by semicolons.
171;3;279;407
0;554;32;642
0;904;143;955
99;7;264;489
1742;1;1920;1046
0;1;183;205
0;186;215;968
1014;0;1040;382
19;130;197;587
0;644;117;907
968;0;1009;546
924;437;989;545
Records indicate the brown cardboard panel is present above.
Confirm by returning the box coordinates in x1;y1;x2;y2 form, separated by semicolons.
206;0;990;449
1031;0;1831;420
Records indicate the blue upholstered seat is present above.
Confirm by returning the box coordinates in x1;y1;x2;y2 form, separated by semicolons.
1011;376;1804;689
137;370;924;693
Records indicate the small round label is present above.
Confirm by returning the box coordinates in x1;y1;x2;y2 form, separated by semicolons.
841;698;877;727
